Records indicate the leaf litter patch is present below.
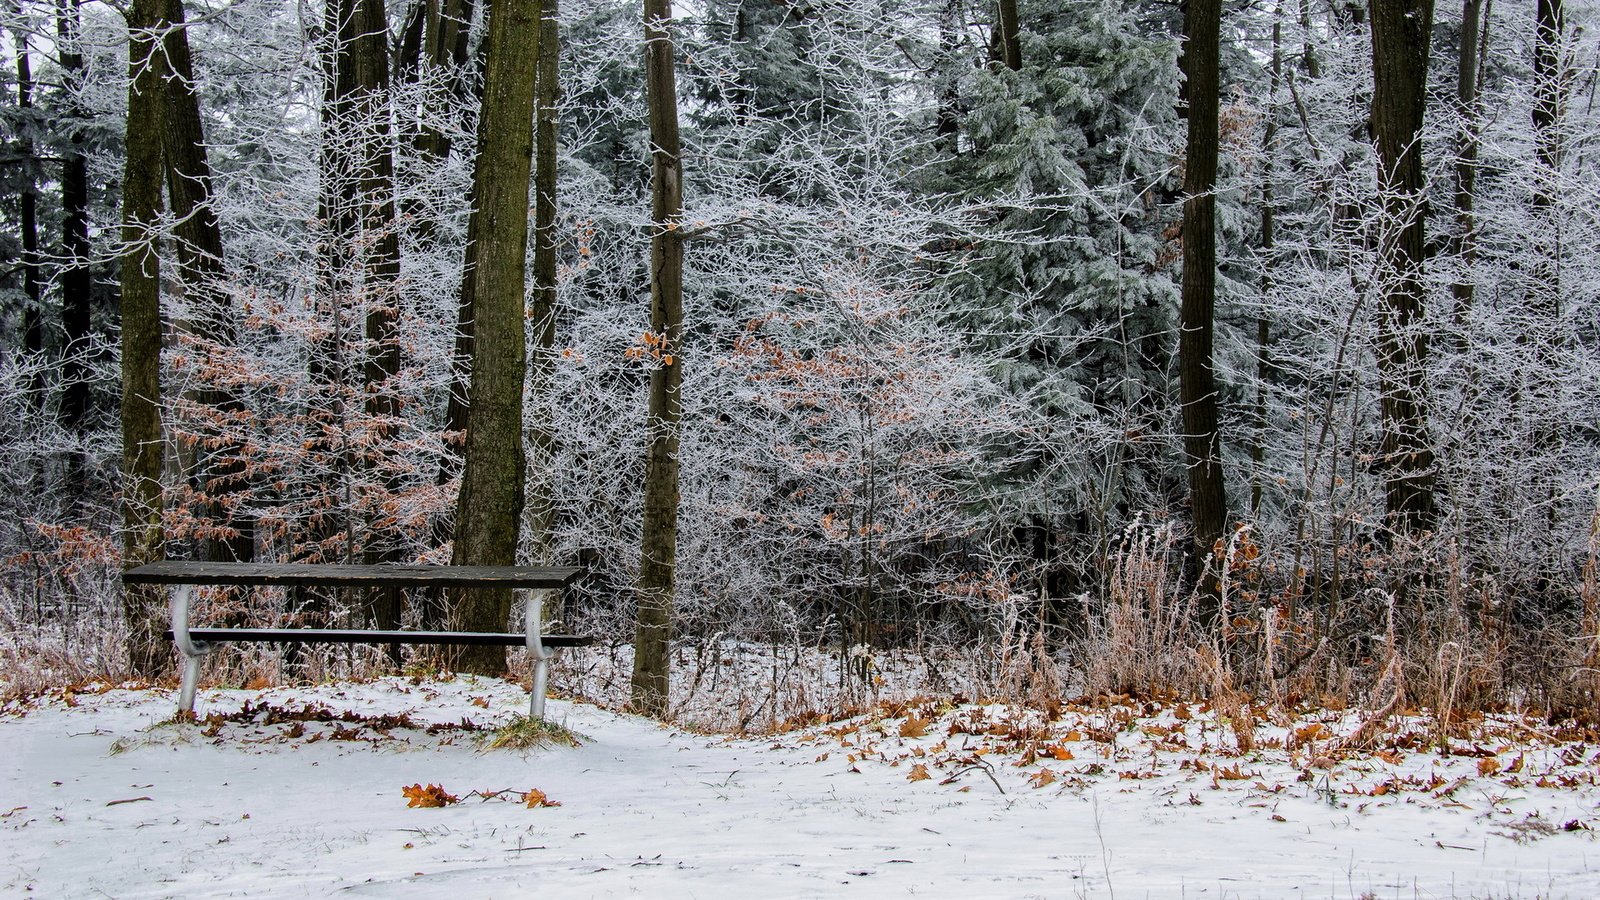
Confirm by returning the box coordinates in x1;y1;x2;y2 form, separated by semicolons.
760;692;1600;837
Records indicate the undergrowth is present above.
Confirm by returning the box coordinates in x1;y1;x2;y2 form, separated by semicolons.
478;714;586;751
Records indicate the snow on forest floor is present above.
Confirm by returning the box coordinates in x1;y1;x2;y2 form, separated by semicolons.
4;678;1600;898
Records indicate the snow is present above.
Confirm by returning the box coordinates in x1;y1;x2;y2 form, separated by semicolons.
4;678;1600;898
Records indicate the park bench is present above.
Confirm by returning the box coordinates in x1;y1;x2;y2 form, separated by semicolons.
121;562;589;719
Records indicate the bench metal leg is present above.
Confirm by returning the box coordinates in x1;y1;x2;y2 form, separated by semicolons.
170;585;211;717
524;589;558;720
530;654;552;720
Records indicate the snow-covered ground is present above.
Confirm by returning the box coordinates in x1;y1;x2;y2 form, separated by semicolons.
4;678;1599;898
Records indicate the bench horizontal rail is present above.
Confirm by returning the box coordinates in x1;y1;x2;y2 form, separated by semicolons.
162;628;594;647
125;562;583;589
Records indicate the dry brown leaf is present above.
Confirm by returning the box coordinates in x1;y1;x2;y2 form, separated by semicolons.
1294;723;1328;744
908;763;932;782
1478;758;1501;777
1031;768;1057;789
522;789;561;809
403;784;460;808
899;716;929;739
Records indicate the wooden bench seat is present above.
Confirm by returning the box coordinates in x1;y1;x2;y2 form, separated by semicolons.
124;561;587;718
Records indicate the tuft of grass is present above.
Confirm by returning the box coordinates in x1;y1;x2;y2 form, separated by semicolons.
478;715;586;751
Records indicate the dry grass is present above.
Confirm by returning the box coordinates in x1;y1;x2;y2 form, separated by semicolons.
478;714;586;751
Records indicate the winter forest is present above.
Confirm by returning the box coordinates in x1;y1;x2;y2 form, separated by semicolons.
4;0;1600;724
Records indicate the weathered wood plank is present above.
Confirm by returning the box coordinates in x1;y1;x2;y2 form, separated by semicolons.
161;628;594;647
124;562;582;589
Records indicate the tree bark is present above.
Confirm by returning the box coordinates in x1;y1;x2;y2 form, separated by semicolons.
15;29;43;408
58;0;92;446
992;0;1021;71
121;0;170;676
1368;0;1437;537
310;0;401;567
448;0;541;674
350;0;404;571
1179;0;1228;586
1531;0;1564;316
1448;0;1484;345
160;0;255;563
434;0;480;497
308;0;359;563
935;0;961;152
1253;4;1283;516
631;0;685;717
527;0;562;564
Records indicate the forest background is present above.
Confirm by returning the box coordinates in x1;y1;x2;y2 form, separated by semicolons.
3;0;1599;723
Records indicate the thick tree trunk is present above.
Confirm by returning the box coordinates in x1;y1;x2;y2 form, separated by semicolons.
1179;0;1228;587
160;0;254;563
1368;0;1437;537
448;0;541;674
526;0;562;564
121;0;170;676
631;0;685;717
58;0;92;445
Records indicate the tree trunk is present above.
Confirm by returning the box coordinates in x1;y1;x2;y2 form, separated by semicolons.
121;0;170;676
309;0;360;564
630;0;685;718
992;0;1021;71
58;0;92;447
448;0;541;674
350;0;404;572
527;0;562;564
1368;0;1437;537
1531;0;1564;315
160;0;254;563
935;0;961;152
1179;0;1228;588
1253;4;1282;516
1448;0;1484;345
15;30;43;407
433;0;480;500
310;0;401;568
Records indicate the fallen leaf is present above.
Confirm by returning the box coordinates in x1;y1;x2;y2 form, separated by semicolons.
403;784;460;809
523;789;561;809
1031;768;1057;789
1478;758;1501;777
899;716;929;739
907;763;931;782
